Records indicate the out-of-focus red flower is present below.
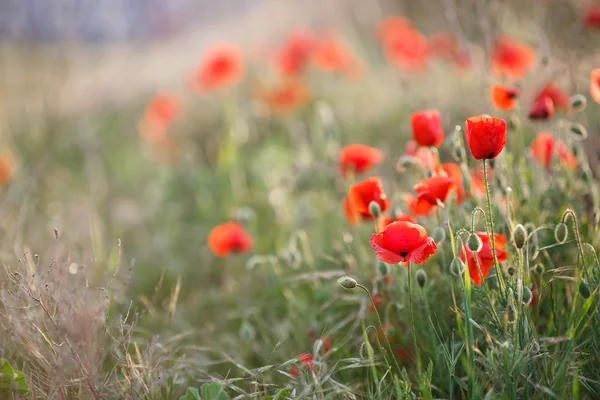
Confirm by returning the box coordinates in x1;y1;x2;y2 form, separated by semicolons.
208;222;253;257
0;151;15;185
440;163;466;204
274;28;316;76
339;144;383;177
410;110;444;147
190;44;245;92
290;366;300;377
404;193;434;217
379;18;429;73
470;166;490;198
465;116;507;160
530;284;538;307
555;139;578;170
529;82;570;120
311;35;358;76
459;232;508;285
490;84;520;111
295;353;315;372
378;212;417;231
370;221;437;265
491;35;536;79
343;177;389;224
399;141;440;171
413;176;453;206
590;68;600;104
321;336;331;354
583;4;600;29
370;291;384;311
428;33;471;69
139;93;182;145
377;16;414;43
394;347;410;360
257;79;310;114
530;132;555;170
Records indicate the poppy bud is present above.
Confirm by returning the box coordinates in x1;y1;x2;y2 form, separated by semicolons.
579;282;591;299
467;233;483;253
569;123;588;140
338;276;357;289
507;266;516;276
512;224;527;249
369;201;382;218
554;223;568;243
449;258;465;276
416;269;427;288
522;285;533;306
534;263;545;274
432;227;446;245
452;146;466;162
377;260;389;276
570;94;586;112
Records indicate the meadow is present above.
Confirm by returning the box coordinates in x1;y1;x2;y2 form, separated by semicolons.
1;1;600;399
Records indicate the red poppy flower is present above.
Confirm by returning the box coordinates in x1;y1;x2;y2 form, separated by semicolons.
139;93;182;143
274;28;316;76
311;35;356;75
0;151;15;185
398;141;440;171
377;16;414;43
378;212;416;231
339;144;383;177
529;82;570;120
465;116;507;160
490;84;520;111
410;110;444;147
591;68;600;104
428;33;471;69
370;221;437;265
491;35;536;79
297;353;315;371
257;79;310;114
413;175;453;206
382;27;429;73
191;44;244;92
343;177;389;224
459;232;509;285
290;366;300;377
555;140;578;170
530;132;554;170
528;96;555;120
404;194;435;217
208;222;253;257
321;336;331;354
583;4;600;29
440;163;466;204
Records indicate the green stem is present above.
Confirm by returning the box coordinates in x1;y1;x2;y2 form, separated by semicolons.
408;263;422;377
482;159;506;292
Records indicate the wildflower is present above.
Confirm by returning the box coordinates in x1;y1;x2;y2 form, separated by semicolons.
555;140;578;169
257;79;310;114
369;221;437;265
398;141;439;171
274;28;316;76
591;68;600;104
190;44;244;92
139;93;182;144
530;133;577;170
413;175;453;206
0;151;15;185
490;84;520;111
583;4;600;29
491;35;536;79
311;35;357;76
321;336;331;354
410;110;444;147
465;116;507;160
208;222;253;257
343;177;389;223
295;353;315;373
428;33;471;69
459;232;509;286
339;144;383;177
440;163;466;204
378;17;429;72
378;212;416;231
529;82;570;120
404;193;434;217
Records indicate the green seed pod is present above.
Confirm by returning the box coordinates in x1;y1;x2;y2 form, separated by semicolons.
369;201;381;218
512;224;527;249
579;282;591;299
569;123;588;140
416;269;428;288
467;233;483;253
554;223;568;244
377;260;389;276
570;94;587;112
432;227;446;245
338;276;357;289
450;258;465;276
522;286;533;306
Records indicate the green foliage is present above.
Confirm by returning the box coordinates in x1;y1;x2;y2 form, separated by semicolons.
0;359;29;395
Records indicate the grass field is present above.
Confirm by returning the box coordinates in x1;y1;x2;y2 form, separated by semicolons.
1;1;600;399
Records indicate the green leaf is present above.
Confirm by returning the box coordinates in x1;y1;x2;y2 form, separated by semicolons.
201;383;229;400
179;387;201;400
273;388;291;399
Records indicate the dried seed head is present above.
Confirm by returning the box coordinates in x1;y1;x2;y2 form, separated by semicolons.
467;233;483;253
450;258;465;276
570;94;587;112
338;276;357;289
554;223;568;244
369;201;381;218
512;224;527;249
416;269;427;288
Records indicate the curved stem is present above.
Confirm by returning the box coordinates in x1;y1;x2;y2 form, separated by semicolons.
482;159;506;292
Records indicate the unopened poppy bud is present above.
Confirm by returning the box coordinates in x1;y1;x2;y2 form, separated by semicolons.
522;286;533;306
338;276;357;289
450;258;465;276
534;263;545;274
452;146;466;162
579;282;591;299
512;224;527;249
416;269;427;288
569;123;587;140
554;223;568;244
570;94;586;112
369;201;381;218
377;260;389;276
432;227;446;245
507;266;516;276
467;233;483;253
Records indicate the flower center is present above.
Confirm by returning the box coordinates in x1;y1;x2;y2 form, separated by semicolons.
399;251;409;257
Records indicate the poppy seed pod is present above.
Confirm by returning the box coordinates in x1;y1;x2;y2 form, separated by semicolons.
449;258;465;276
512;224;527;249
369;201;382;218
569;123;588;140
579;282;591;299
554;222;568;243
416;269;427;288
432;226;446;244
467;233;483;252
570;94;587;112
338;276;358;289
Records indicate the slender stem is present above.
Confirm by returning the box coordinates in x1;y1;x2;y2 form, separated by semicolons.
408;263;422;375
482;159;506;292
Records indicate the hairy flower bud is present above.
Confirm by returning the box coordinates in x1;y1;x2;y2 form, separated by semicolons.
522;286;533;306
570;94;587;112
369;201;381;218
512;224;527;249
416;269;427;288
338;276;357;289
467;233;483;253
569;123;587;140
